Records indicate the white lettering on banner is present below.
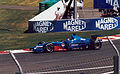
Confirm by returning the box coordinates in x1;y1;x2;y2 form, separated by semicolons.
96;17;118;30
63;20;86;31
34;21;54;33
106;0;119;7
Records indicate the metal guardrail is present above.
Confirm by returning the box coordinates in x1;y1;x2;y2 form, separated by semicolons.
9;51;23;74
107;36;120;74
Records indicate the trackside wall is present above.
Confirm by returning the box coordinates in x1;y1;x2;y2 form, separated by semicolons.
28;17;120;33
94;0;120;9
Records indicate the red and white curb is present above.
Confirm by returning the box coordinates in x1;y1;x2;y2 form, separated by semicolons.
102;34;120;42
1;35;120;54
0;49;32;54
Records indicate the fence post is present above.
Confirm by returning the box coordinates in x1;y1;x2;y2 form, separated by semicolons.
9;51;23;74
107;36;119;74
73;0;77;19
113;56;119;74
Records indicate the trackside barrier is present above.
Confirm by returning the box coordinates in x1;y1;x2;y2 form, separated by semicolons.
9;51;23;74
28;17;120;33
107;37;120;74
94;0;120;9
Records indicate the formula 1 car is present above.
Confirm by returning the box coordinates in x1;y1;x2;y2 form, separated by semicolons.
30;34;102;53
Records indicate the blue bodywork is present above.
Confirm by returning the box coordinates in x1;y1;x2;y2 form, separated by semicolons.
64;34;90;50
30;34;102;53
32;43;47;52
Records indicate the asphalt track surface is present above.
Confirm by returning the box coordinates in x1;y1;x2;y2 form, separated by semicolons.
0;40;120;74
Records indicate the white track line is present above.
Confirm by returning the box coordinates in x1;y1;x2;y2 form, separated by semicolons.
26;66;113;74
102;70;120;74
102;71;114;74
10;50;32;53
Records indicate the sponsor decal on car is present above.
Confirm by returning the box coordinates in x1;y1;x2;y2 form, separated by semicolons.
34;21;54;33
96;17;118;30
70;43;79;47
63;19;86;31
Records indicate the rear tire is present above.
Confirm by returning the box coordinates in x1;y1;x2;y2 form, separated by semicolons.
94;40;102;50
45;43;54;53
90;35;102;50
90;39;102;50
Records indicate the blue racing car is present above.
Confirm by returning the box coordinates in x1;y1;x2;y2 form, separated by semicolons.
30;34;102;53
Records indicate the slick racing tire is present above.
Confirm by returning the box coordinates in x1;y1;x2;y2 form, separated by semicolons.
91;39;102;50
45;43;54;53
90;35;102;50
94;40;102;50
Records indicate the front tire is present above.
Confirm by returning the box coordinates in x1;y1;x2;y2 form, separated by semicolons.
45;43;54;53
